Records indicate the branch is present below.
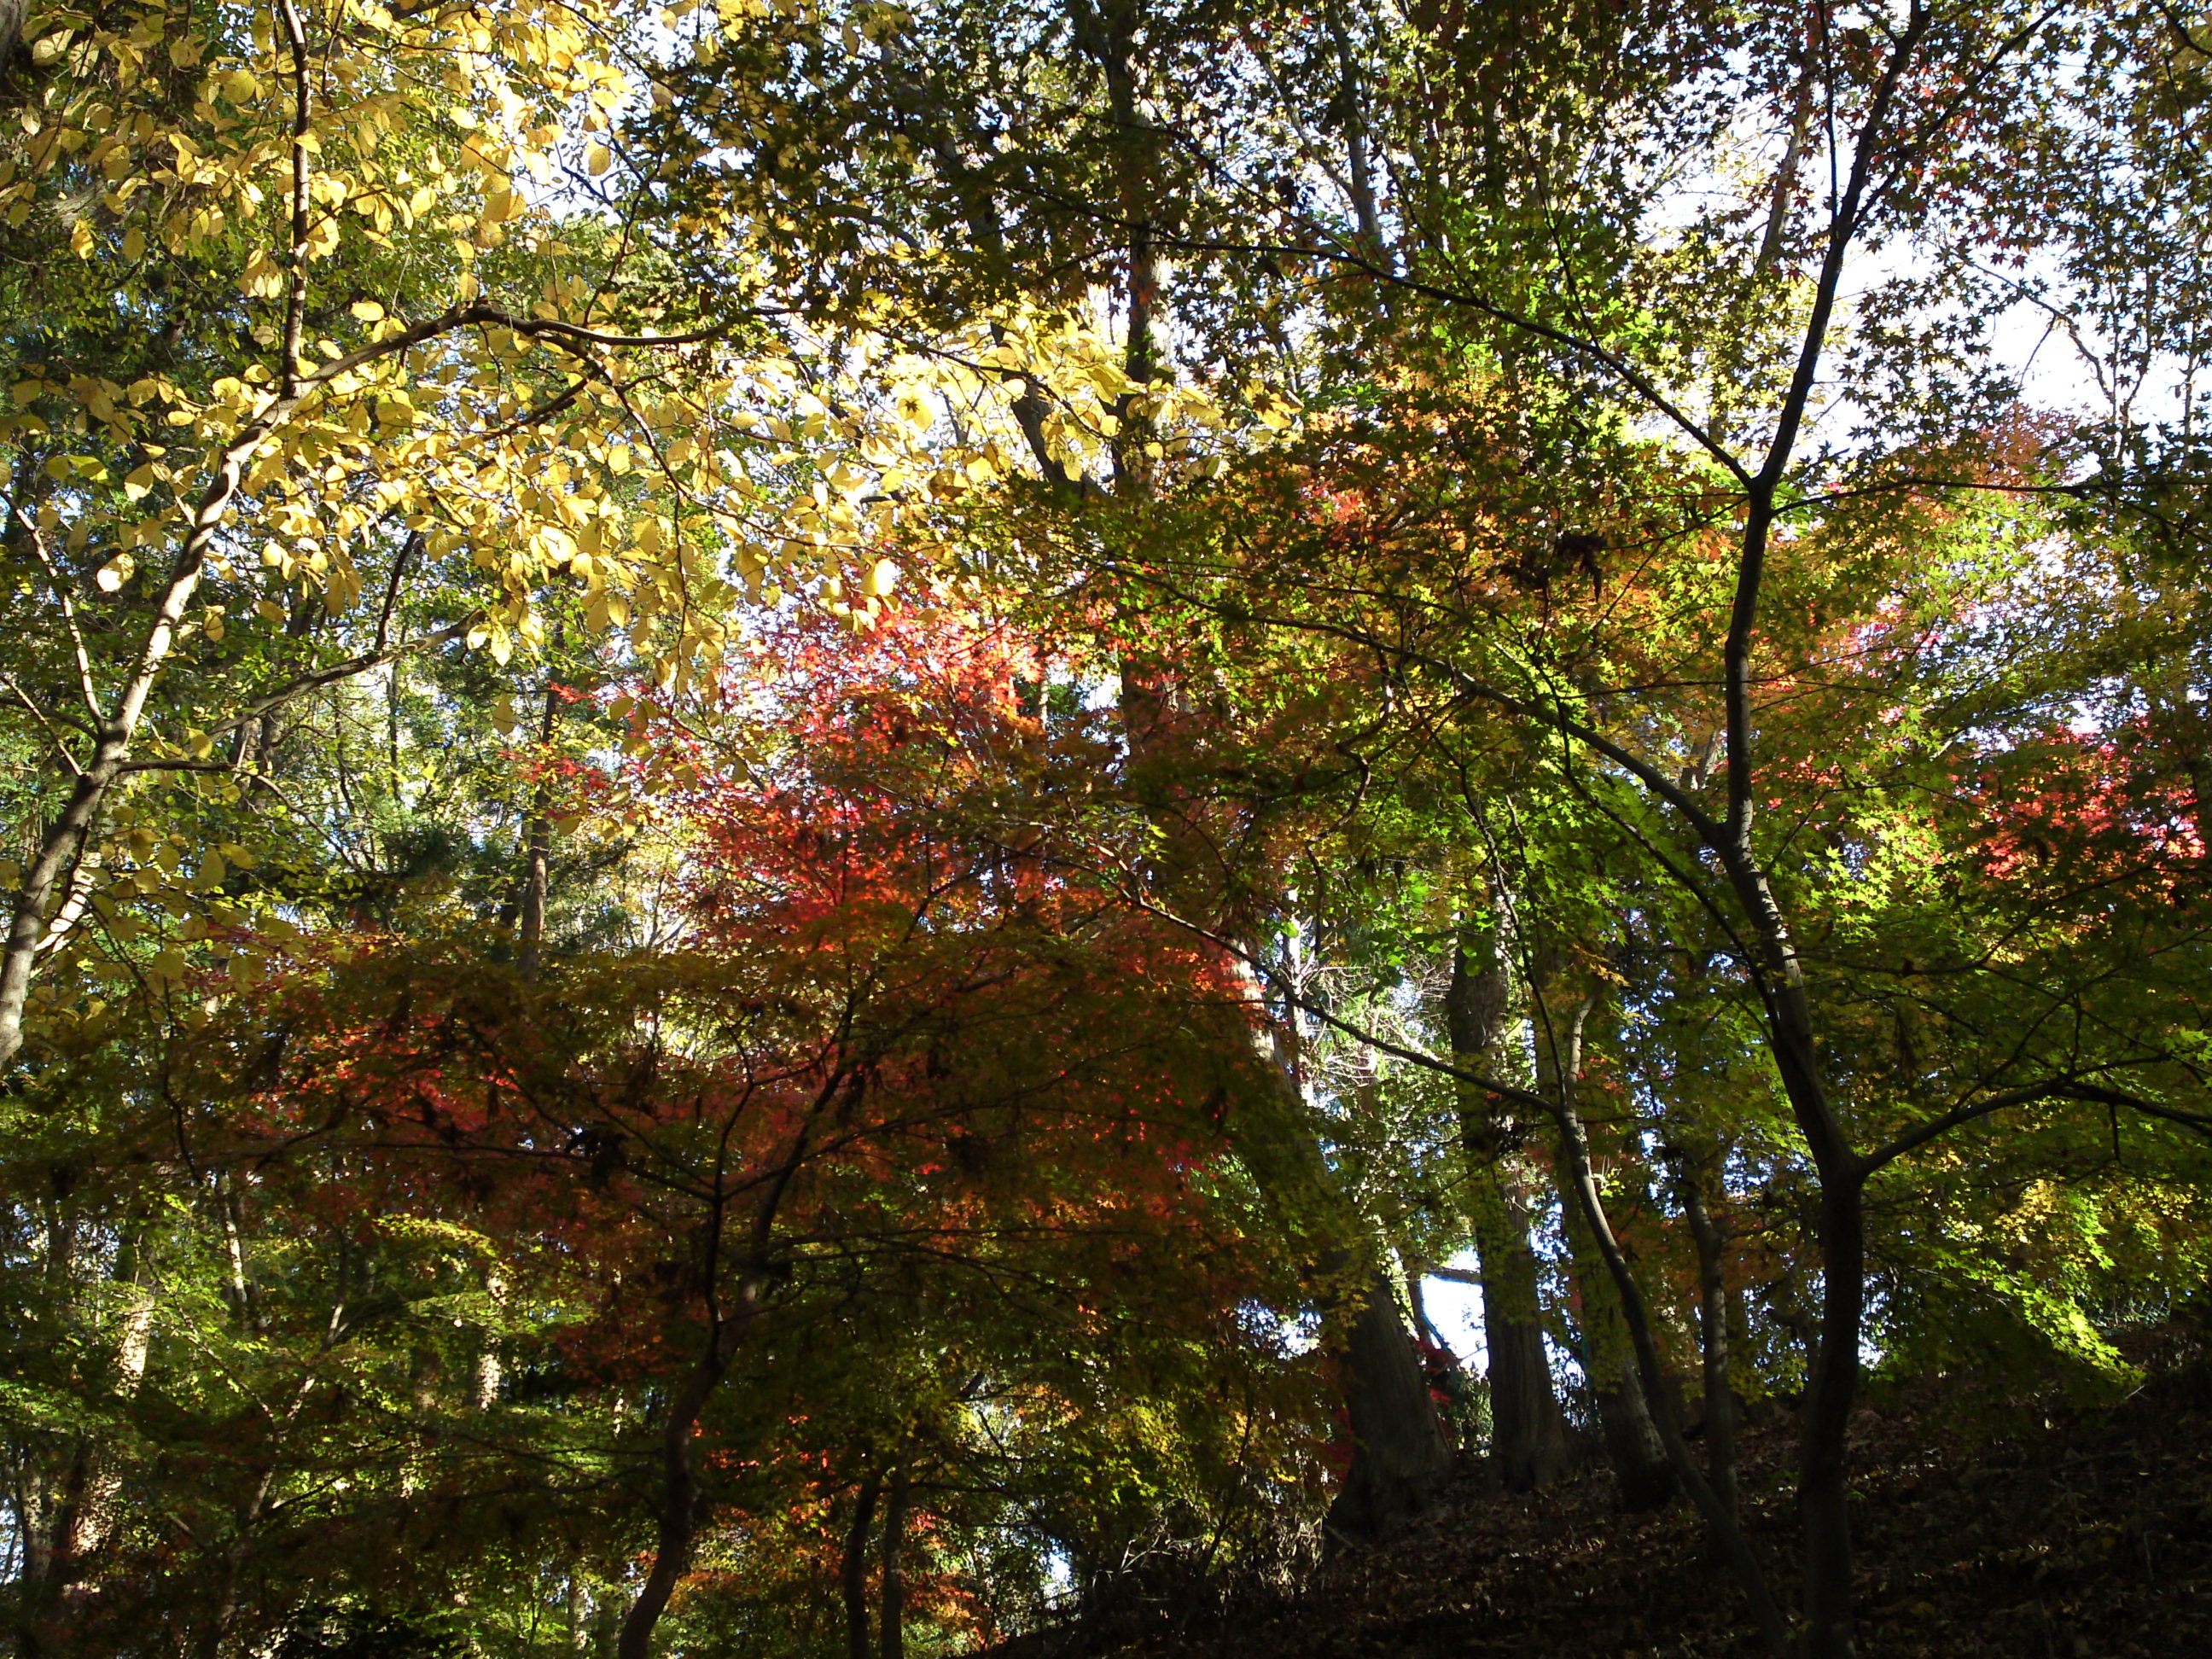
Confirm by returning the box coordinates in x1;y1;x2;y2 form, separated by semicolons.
1107;884;1554;1115
1859;1074;2212;1176
1155;226;1755;489
1547;1030;1793;1656
1758;6;1931;493
277;0;312;399
0;293;729;1073
373;530;422;655
1727;1;1930;849
14;519;102;719
2;676;88;771
466;375;593;446
1856;1078;2069;1176
195;614;480;748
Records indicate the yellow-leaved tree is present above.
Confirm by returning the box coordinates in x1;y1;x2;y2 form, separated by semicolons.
0;0;1086;1063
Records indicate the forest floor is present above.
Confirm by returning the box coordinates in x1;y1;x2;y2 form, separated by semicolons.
994;1332;2212;1659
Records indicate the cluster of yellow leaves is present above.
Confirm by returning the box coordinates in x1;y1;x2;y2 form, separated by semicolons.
0;0;1013;678
0;0;1301;1053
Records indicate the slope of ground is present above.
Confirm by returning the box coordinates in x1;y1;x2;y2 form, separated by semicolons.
996;1337;2212;1659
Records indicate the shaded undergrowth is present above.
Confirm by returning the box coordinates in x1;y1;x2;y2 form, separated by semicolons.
990;1330;2212;1659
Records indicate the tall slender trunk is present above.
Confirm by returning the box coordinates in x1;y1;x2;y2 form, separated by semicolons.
616;1345;729;1659
614;1263;770;1659
1069;0;1161;487
1726;860;1869;1658
616;1081;832;1659
567;1565;591;1655
878;1466;908;1659
843;1470;882;1659
1545;1024;1793;1656
56;1275;153;1571
1066;0;1447;1539
1539;999;1673;1514
1556;1201;1675;1511
1675;1151;1738;1519
1226;967;1451;1541
1444;934;1565;1492
1799;1173;1866;1659
24;1214;156;1657
517;637;562;975
202;1307;338;1659
1324;1;1384;257
474;1270;507;1410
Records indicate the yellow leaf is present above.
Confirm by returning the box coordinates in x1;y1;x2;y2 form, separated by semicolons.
585;143;611;177
70;218;94;259
121;226;145;262
95;556;133;592
239;249;286;298
351;299;386;322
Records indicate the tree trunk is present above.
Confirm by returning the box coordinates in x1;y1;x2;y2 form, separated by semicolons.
843;1470;881;1659
1546;1022;1793;1656
30;1218;156;1650
1471;1179;1566;1491
568;1566;591;1656
56;1276;153;1571
1585;1351;1676;1513
1560;1184;1676;1512
615;1087;829;1659
615;1348;726;1659
878;1466;908;1659
1445;935;1567;1492
517;644;562;975
1324;1267;1455;1540
1675;1152;1738;1519
1541;999;1675;1512
1068;0;1161;481
1799;1174;1866;1659
474;1269;507;1410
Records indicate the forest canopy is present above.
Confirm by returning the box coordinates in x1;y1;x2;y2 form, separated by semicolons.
4;0;2212;1656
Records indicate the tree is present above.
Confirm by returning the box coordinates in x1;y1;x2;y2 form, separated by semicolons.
16;0;2212;1654
24;597;1317;1657
0;0;1012;1077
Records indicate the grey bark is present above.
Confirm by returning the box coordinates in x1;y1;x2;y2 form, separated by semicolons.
1444;935;1566;1493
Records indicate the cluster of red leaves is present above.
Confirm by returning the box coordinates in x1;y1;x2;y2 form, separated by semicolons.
1965;721;2205;896
189;602;1301;1642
